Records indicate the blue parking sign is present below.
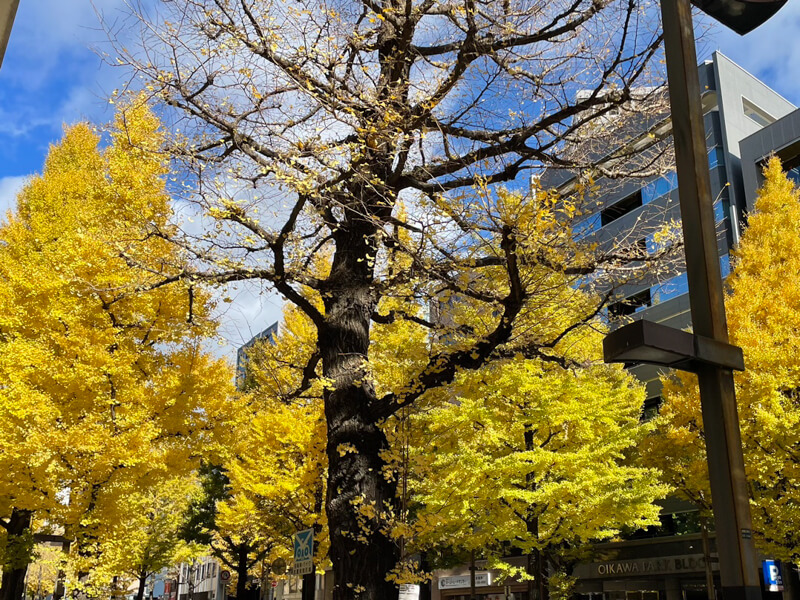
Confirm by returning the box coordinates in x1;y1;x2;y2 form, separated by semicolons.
763;560;784;592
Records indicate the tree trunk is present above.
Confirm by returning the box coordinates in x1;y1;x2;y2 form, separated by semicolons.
236;547;250;600
135;572;148;600
419;554;432;600
52;538;71;600
322;220;399;600
0;509;34;600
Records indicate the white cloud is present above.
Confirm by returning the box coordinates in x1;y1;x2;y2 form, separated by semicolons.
0;176;27;223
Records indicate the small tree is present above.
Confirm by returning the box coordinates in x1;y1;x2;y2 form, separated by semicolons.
401;293;667;598
72;477;198;600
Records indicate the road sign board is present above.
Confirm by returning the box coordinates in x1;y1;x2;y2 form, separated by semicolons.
271;557;287;575
219;570;231;582
291;528;314;575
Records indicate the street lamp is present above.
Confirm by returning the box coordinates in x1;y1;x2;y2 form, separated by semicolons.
690;0;787;34
603;2;788;600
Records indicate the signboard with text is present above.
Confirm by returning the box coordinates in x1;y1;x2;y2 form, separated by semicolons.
573;554;718;579
291;528;314;575
399;584;420;600
438;572;493;590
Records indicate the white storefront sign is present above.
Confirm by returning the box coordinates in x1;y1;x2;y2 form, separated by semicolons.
399;584;420;600
438;572;494;590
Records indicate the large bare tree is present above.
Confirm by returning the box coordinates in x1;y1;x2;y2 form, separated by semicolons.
108;0;674;597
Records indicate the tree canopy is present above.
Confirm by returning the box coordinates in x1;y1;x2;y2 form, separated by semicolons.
108;0;677;596
0;102;235;600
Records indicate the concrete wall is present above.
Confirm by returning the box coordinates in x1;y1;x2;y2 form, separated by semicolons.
740;107;800;211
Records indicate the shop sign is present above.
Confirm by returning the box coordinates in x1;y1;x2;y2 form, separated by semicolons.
763;560;784;592
399;584;420;600
438;572;494;589
573;554;715;579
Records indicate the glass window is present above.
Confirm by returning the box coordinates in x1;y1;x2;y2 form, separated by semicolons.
642;171;678;204
713;200;727;223
720;253;731;278
572;212;601;240
652;272;688;305
742;97;776;127
708;147;725;170
609;289;652;318
787;166;800;187
601;190;643;226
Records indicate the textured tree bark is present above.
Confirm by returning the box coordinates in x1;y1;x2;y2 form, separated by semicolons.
524;427;547;600
0;508;34;600
322;220;399;600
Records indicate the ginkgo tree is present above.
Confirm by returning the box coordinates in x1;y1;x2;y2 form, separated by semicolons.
202;304;327;599
108;0;680;593
0;102;235;600
71;476;200;600
642;158;800;562
382;270;668;598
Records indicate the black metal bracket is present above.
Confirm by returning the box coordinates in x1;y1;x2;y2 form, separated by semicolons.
603;319;744;373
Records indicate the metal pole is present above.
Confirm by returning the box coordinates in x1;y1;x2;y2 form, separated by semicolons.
660;1;760;600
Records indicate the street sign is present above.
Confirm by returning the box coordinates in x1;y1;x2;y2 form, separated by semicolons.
763;560;784;592
219;570;231;583
270;558;287;575
291;529;314;575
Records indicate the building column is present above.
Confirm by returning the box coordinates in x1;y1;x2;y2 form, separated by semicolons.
665;578;682;600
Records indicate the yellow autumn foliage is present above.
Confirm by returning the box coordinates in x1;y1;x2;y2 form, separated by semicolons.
0;100;236;578
643;157;800;561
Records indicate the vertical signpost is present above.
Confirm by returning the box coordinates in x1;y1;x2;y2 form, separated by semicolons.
660;1;788;599
660;1;760;598
292;529;315;600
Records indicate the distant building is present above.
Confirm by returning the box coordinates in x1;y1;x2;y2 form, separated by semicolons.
170;559;226;600
235;323;279;390
547;51;795;401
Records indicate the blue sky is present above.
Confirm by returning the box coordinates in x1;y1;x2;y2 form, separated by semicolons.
1;0;799;358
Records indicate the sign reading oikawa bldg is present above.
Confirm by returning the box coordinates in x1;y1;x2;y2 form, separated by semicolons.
438;572;494;590
573;554;717;579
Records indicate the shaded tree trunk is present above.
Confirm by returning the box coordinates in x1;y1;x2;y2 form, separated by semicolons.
236;546;250;600
135;572;148;600
524;427;547;600
52;538;71;600
0;508;34;600
419;554;432;600
322;218;399;600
